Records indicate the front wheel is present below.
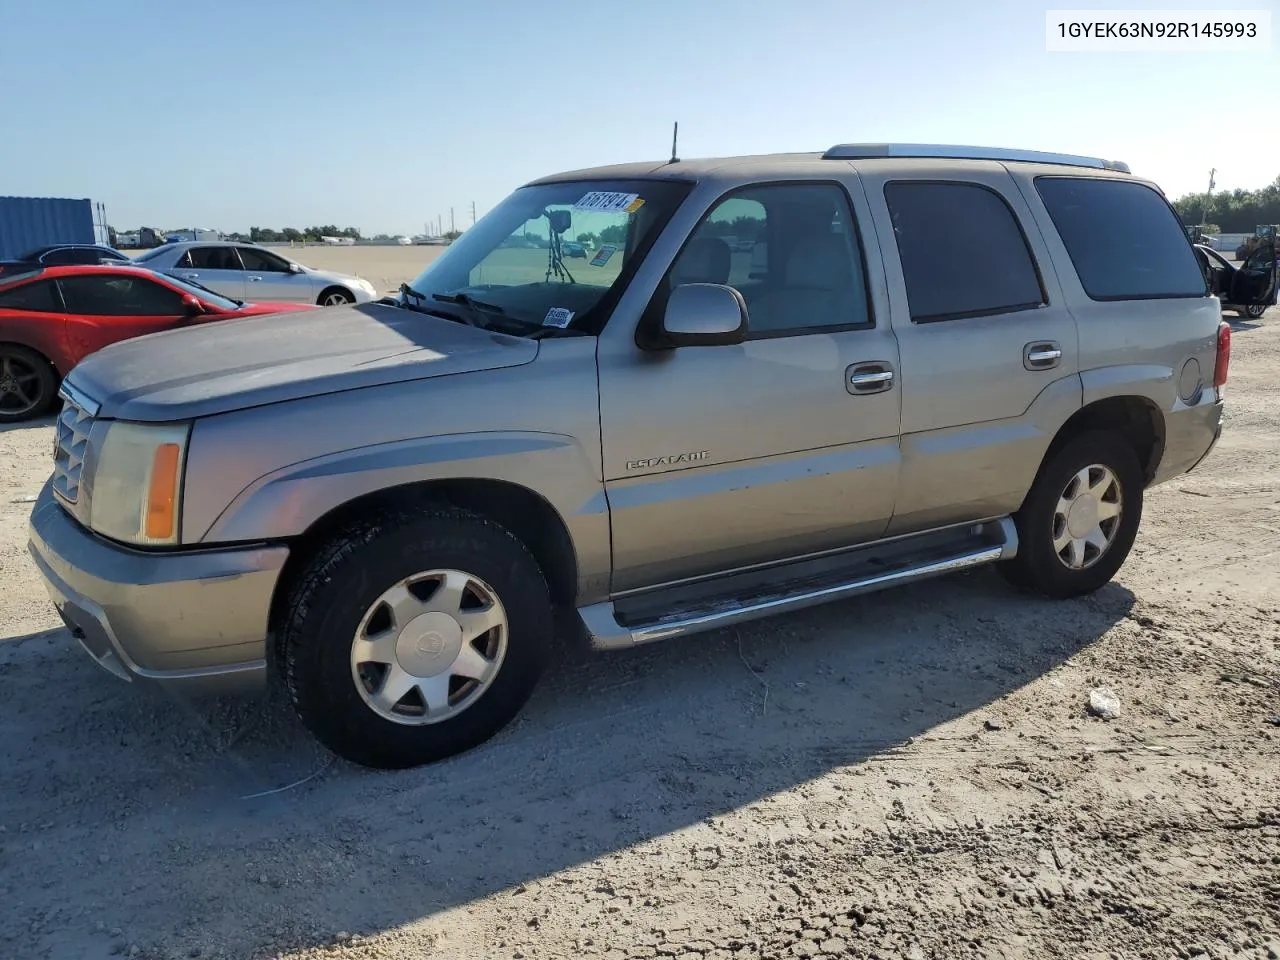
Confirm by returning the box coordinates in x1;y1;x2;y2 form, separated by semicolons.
998;431;1144;599
318;287;354;306
281;507;552;769
1242;303;1267;320
0;345;58;423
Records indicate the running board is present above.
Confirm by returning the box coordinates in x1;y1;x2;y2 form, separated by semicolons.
580;517;1018;651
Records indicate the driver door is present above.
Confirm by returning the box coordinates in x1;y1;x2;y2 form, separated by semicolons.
237;246;313;302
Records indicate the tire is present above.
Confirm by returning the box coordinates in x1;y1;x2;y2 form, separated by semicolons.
0;344;58;423
317;287;354;306
1243;303;1267;320
282;506;552;769
998;430;1144;600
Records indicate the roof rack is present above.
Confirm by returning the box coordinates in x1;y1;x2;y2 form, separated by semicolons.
821;143;1130;174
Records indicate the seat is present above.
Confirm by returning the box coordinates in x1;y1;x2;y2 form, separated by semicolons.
748;235;866;332
669;236;731;286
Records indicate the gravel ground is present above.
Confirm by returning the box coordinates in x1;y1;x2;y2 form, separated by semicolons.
1;316;1278;960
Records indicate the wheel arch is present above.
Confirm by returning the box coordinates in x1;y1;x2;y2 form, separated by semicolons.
316;284;354;305
267;477;580;662
1040;395;1165;487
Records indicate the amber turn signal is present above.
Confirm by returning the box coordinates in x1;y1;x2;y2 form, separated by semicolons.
145;443;181;540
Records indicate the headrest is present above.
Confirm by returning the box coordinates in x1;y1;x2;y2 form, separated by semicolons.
671;236;731;286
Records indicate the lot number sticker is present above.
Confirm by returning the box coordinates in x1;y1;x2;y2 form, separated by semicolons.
542;307;575;328
590;245;617;267
573;192;646;214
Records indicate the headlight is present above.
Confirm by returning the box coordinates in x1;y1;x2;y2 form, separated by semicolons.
357;277;376;295
88;421;190;546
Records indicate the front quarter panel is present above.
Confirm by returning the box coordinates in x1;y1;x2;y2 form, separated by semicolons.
182;337;611;599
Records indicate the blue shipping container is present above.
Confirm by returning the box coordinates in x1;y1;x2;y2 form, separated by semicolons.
0;196;96;259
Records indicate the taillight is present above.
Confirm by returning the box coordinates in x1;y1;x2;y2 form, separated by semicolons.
1213;321;1231;390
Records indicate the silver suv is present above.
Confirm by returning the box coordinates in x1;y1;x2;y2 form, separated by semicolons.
29;144;1269;770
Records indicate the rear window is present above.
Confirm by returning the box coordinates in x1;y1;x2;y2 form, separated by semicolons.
884;181;1046;323
0;278;60;311
1035;177;1207;300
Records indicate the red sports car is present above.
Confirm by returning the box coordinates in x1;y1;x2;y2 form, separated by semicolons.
0;263;317;422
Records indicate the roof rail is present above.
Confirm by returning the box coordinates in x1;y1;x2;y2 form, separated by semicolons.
822;143;1130;174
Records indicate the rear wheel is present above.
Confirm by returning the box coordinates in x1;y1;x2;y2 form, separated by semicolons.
999;431;1144;599
1243;303;1267;319
0;345;57;423
282;507;552;769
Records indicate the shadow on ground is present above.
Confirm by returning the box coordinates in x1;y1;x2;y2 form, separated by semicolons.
0;568;1136;959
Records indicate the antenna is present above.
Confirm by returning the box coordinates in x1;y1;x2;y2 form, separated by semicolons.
669;121;679;164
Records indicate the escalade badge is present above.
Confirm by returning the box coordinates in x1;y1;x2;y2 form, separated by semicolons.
625;451;709;471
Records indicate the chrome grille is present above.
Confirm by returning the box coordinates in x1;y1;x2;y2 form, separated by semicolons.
51;396;94;504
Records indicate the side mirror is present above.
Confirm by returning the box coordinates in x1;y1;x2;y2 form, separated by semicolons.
660;283;747;347
289;262;304;274
181;295;205;316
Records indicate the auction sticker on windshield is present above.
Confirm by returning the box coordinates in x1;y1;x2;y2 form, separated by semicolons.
543;307;575;328
590;245;617;267
573;192;646;214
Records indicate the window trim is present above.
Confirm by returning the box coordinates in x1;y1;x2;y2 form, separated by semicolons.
1033;174;1210;303
640;178;879;346
237;245;291;273
883;178;1049;325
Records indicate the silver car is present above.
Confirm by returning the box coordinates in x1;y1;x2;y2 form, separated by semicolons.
131;241;379;306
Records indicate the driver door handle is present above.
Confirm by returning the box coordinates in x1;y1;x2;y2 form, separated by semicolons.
247;275;262;282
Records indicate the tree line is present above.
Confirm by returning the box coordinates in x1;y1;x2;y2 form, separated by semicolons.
1173;175;1280;233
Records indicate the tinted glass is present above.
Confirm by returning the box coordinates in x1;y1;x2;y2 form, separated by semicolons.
885;181;1045;322
1035;177;1206;300
186;247;243;270
237;247;292;272
58;275;185;316
132;246;169;264
0;279;60;311
41;247;100;266
671;182;871;334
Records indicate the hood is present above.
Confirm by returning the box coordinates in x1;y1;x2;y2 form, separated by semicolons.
66;302;539;421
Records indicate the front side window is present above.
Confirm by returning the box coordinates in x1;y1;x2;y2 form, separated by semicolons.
886;181;1046;323
1035;176;1206;300
664;182;872;335
58;275;186;316
406;179;691;334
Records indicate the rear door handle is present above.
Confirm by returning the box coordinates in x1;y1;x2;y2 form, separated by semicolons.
1024;341;1062;371
179;272;199;279
847;363;895;395
247;275;262;281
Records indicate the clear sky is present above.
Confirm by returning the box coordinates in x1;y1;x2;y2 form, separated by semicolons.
2;0;1276;236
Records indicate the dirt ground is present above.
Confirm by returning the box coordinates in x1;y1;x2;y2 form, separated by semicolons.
1;314;1278;960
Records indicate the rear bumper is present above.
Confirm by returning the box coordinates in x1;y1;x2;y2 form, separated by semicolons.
26;482;287;695
1151;398;1224;486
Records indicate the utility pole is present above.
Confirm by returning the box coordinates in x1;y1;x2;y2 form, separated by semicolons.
1204;168;1216;224
450;208;455;234
471;201;476;225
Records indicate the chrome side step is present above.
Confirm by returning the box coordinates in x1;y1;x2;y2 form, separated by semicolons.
580;517;1017;651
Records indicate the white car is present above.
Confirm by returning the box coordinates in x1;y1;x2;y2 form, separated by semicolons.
131;241;379;306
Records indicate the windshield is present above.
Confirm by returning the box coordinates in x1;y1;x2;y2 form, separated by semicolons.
405;178;691;333
160;272;242;310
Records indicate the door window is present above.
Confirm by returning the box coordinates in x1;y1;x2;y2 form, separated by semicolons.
666;182;873;335
885;181;1046;323
237;247;293;272
57;275;186;316
178;246;244;270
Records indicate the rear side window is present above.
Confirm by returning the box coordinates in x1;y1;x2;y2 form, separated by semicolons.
885;181;1046;323
0;279;61;311
1035;177;1207;300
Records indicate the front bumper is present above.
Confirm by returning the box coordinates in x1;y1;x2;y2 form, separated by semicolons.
26;482;288;694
